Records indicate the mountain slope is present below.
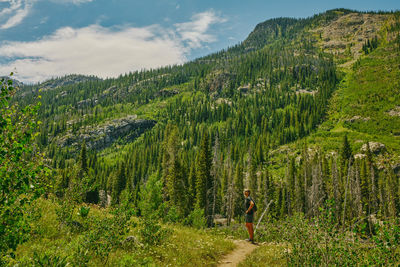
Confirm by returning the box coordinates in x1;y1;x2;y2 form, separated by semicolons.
14;8;400;223
268;11;400;177
7;8;400;266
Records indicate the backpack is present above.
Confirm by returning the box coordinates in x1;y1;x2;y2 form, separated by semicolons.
250;197;258;212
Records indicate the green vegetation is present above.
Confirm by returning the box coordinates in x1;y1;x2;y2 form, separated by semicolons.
0;76;49;265
239;244;286;267
4;8;400;266
7;198;234;266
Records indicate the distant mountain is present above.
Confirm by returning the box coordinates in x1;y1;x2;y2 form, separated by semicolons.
37;74;102;91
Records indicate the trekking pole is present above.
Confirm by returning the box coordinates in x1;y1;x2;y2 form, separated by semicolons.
254;200;273;235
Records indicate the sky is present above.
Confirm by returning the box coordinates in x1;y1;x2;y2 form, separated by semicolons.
0;0;399;84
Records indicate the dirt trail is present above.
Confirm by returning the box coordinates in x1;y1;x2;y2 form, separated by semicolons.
218;240;258;267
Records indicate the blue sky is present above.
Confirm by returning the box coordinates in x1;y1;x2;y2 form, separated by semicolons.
0;0;399;83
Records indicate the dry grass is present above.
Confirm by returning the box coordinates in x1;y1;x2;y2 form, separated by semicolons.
238;243;287;267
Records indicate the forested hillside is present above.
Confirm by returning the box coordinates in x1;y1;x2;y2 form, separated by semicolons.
3;8;400;266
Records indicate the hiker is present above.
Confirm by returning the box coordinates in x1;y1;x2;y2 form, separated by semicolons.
244;189;255;243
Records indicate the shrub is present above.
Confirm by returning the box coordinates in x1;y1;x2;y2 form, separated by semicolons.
183;208;207;229
0;76;48;263
139;218;170;246
78;206;90;218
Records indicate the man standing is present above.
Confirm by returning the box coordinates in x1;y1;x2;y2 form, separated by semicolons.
244;189;255;243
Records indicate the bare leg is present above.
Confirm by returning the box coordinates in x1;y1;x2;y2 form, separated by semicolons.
249;223;254;240
245;223;254;241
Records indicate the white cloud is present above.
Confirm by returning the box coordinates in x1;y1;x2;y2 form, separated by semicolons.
48;0;93;5
0;10;227;83
0;0;34;29
0;0;93;30
174;10;227;49
0;25;186;83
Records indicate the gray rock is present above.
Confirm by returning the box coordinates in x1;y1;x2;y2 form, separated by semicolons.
388;106;400;117
122;236;143;248
393;163;400;175
39;75;100;91
361;142;386;155
157;89;178;97
346;116;370;123
354;153;366;160
58;116;156;151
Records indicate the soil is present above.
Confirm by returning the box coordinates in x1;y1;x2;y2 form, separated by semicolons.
218;240;258;267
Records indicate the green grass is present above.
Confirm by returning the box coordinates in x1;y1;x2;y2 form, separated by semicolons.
313;43;400;155
267;39;400;176
10;198;234;267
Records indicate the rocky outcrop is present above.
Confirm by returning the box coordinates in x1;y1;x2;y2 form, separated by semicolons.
388;106;400;117
58;115;156;151
361;142;386;155
312;12;387;63
393;163;400;175
157;89;179;97
39;74;100;91
345;116;370;123
354;153;366;160
203;71;236;93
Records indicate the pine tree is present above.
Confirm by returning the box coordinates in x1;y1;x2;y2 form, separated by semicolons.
162;125;187;216
233;162;244;220
188;164;197;210
111;163;126;205
80;141;88;174
341;135;352;163
195;131;213;226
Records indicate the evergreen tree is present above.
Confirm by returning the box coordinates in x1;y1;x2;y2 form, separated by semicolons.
233;162;244;220
188;164;197;210
341;135;352;163
80;141;88;174
162;125;187;216
195;131;213;226
111;163;126;205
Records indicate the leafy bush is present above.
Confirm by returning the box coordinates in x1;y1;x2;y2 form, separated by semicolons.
0;76;48;263
183;208;207;229
367;220;400;265
32;251;69;267
139;218;170;246
138;172;164;219
280;201;400;266
78;206;90;218
55;201;74;228
79;211;131;264
165;206;182;223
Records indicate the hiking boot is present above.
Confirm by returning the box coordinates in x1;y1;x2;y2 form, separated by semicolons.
245;238;254;242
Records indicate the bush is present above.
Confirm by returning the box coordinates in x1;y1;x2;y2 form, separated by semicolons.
367;220;400;265
78;206;90;218
165;206;182;223
139;218;170;246
0;75;48;263
183;208;207;229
